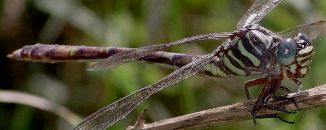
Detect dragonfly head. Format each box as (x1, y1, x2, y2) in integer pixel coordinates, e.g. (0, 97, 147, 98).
(276, 33, 314, 78)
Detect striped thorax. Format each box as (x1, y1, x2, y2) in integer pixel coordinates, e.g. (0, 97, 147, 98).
(204, 28, 314, 81)
(204, 27, 275, 77)
(205, 25, 314, 80)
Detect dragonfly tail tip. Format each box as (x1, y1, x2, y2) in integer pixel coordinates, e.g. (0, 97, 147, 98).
(7, 53, 14, 59)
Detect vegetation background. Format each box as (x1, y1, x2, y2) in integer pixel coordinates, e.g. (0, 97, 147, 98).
(1, 0, 326, 129)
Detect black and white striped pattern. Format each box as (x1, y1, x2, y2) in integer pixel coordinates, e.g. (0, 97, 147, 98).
(205, 29, 275, 77)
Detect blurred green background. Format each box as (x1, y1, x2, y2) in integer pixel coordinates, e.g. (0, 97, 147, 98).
(1, 0, 326, 130)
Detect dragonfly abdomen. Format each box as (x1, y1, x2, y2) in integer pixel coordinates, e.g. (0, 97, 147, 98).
(7, 44, 134, 62)
(7, 44, 199, 67)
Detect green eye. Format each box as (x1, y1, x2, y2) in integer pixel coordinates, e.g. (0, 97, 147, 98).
(277, 38, 297, 65)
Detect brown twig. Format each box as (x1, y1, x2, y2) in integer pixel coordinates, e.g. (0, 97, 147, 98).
(0, 89, 82, 126)
(127, 85, 326, 130)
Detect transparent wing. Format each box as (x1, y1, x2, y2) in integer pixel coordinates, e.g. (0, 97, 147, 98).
(278, 20, 326, 41)
(74, 52, 218, 130)
(236, 0, 284, 29)
(87, 32, 233, 70)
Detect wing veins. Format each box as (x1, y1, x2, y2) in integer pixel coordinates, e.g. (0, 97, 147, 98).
(278, 20, 326, 41)
(75, 52, 218, 130)
(236, 0, 284, 29)
(88, 32, 232, 70)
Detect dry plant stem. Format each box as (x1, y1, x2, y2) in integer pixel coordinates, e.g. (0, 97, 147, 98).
(127, 85, 326, 130)
(0, 90, 82, 126)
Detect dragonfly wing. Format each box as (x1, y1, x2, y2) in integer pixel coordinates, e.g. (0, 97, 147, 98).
(87, 32, 232, 70)
(236, 0, 284, 29)
(87, 45, 163, 71)
(278, 20, 326, 42)
(75, 52, 218, 130)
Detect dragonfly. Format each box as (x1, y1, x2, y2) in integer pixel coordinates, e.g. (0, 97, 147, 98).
(7, 0, 326, 129)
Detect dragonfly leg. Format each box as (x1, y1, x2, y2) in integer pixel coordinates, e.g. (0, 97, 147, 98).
(286, 70, 303, 92)
(250, 95, 296, 124)
(254, 114, 295, 124)
(243, 77, 269, 124)
(243, 77, 268, 100)
(264, 101, 296, 114)
(272, 95, 301, 111)
(250, 105, 295, 125)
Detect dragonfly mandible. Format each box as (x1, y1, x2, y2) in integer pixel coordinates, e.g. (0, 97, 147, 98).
(7, 0, 326, 129)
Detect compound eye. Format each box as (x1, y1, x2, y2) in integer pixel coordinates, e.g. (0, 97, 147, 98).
(277, 38, 297, 65)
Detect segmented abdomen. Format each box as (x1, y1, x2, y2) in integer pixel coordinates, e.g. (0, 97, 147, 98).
(8, 44, 113, 61)
(7, 43, 201, 69)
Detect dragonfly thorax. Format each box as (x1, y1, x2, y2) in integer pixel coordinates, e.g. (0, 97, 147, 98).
(277, 33, 314, 78)
(204, 29, 276, 77)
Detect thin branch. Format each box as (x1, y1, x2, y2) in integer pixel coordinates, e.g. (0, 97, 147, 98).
(127, 84, 326, 130)
(0, 89, 82, 126)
